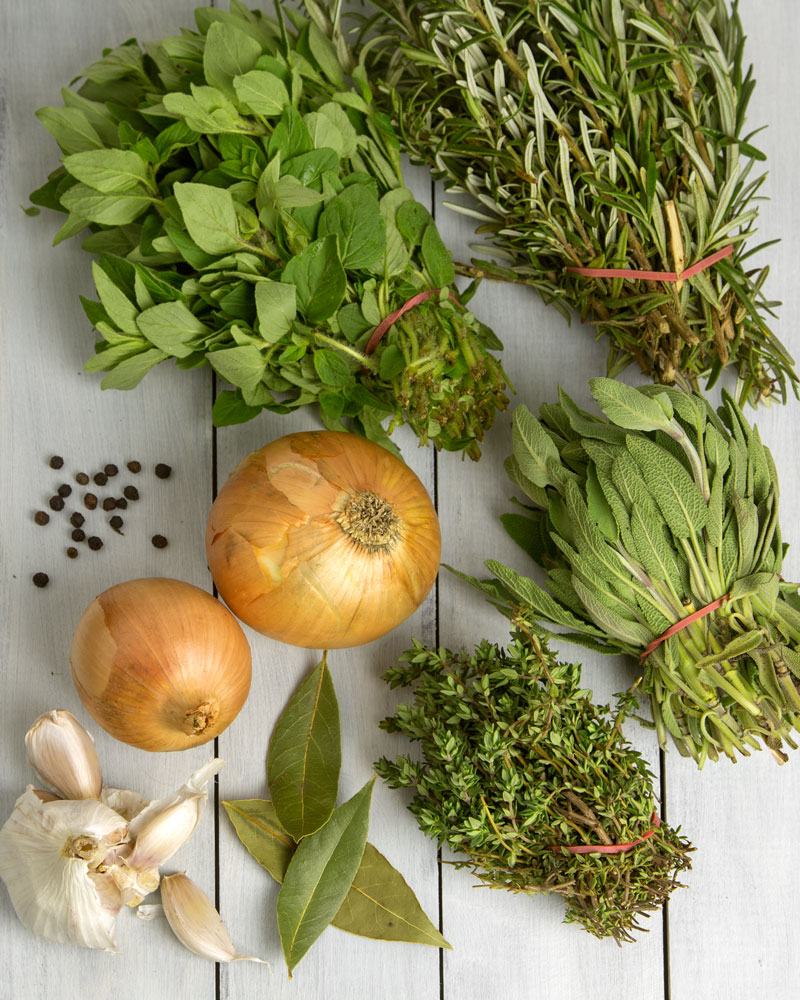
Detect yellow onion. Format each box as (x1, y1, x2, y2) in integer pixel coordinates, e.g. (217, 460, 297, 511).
(70, 579, 251, 751)
(206, 431, 441, 648)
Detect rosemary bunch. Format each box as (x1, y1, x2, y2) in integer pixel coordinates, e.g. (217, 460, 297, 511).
(320, 0, 796, 403)
(461, 377, 800, 766)
(377, 620, 693, 943)
(30, 1, 507, 458)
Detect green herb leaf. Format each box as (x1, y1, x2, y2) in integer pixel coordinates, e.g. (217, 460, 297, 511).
(35, 106, 104, 154)
(277, 777, 374, 974)
(314, 349, 355, 388)
(420, 224, 455, 286)
(267, 655, 341, 840)
(318, 184, 386, 270)
(60, 183, 152, 225)
(212, 388, 263, 426)
(233, 70, 291, 117)
(222, 799, 294, 882)
(174, 182, 241, 254)
(136, 301, 210, 358)
(91, 261, 139, 335)
(207, 344, 265, 393)
(255, 281, 296, 343)
(62, 149, 150, 193)
(512, 405, 561, 488)
(281, 234, 345, 323)
(99, 347, 166, 390)
(589, 377, 672, 432)
(203, 20, 263, 101)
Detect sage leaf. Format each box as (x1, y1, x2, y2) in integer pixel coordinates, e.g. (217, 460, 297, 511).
(233, 70, 291, 117)
(267, 655, 341, 840)
(589, 377, 672, 432)
(318, 185, 386, 270)
(255, 281, 296, 343)
(203, 21, 262, 101)
(281, 234, 345, 323)
(308, 22, 345, 89)
(62, 149, 150, 193)
(136, 301, 210, 358)
(277, 778, 374, 975)
(626, 435, 708, 538)
(223, 799, 294, 882)
(174, 182, 241, 254)
(512, 405, 561, 488)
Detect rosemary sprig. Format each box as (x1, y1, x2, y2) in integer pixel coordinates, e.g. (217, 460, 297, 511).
(319, 0, 797, 403)
(377, 618, 693, 944)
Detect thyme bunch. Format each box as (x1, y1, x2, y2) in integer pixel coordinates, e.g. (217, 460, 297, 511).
(320, 0, 796, 403)
(377, 620, 693, 943)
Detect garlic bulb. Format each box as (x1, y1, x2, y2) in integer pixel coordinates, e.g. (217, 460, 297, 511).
(25, 710, 102, 800)
(0, 788, 128, 951)
(70, 578, 252, 751)
(161, 874, 265, 964)
(206, 430, 441, 648)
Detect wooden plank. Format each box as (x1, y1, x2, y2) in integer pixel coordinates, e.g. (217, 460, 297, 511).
(215, 167, 443, 998)
(0, 3, 215, 999)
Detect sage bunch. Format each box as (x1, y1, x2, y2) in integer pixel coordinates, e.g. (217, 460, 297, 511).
(30, 1, 507, 458)
(322, 0, 796, 403)
(461, 377, 800, 766)
(377, 620, 693, 944)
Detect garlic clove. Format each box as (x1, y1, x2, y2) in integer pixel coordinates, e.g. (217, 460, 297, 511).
(25, 710, 102, 800)
(0, 787, 128, 951)
(161, 873, 266, 964)
(125, 759, 224, 872)
(100, 787, 150, 823)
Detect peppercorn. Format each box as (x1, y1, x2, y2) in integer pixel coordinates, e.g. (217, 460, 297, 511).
(32, 572, 49, 588)
(154, 463, 172, 480)
(71, 529, 86, 542)
(109, 515, 124, 533)
(75, 472, 89, 485)
(151, 534, 168, 549)
(93, 472, 108, 486)
(127, 461, 141, 473)
(66, 547, 78, 559)
(57, 483, 72, 498)
(70, 512, 85, 528)
(49, 495, 65, 512)
(84, 493, 98, 510)
(48, 456, 63, 470)
(34, 511, 50, 526)
(115, 498, 128, 510)
(123, 485, 139, 501)
(102, 497, 116, 511)
(104, 464, 118, 477)
(87, 536, 103, 551)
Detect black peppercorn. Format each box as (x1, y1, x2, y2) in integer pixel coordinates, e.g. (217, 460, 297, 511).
(75, 472, 89, 485)
(109, 515, 124, 533)
(32, 572, 49, 587)
(57, 483, 72, 498)
(66, 547, 78, 559)
(49, 495, 65, 512)
(48, 456, 63, 470)
(154, 463, 172, 480)
(87, 536, 103, 551)
(34, 511, 50, 526)
(84, 493, 98, 510)
(104, 464, 119, 477)
(127, 461, 141, 473)
(71, 528, 86, 542)
(123, 485, 139, 501)
(115, 498, 128, 510)
(151, 534, 168, 549)
(102, 497, 116, 511)
(93, 472, 108, 486)
(70, 512, 85, 528)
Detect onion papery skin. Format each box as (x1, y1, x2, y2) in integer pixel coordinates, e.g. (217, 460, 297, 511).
(206, 431, 441, 649)
(70, 578, 252, 752)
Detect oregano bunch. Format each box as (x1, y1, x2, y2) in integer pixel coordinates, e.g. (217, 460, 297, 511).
(321, 0, 796, 403)
(377, 619, 693, 944)
(29, 0, 507, 458)
(461, 378, 800, 766)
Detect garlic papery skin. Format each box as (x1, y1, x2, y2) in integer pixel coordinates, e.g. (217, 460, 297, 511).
(25, 710, 102, 800)
(161, 874, 266, 964)
(0, 787, 128, 951)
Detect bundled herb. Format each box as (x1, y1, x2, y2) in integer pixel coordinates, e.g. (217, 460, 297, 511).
(462, 377, 800, 766)
(30, 2, 507, 458)
(323, 0, 796, 403)
(377, 620, 692, 943)
(224, 655, 449, 975)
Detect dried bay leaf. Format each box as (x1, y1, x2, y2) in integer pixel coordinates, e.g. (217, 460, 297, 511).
(222, 799, 293, 882)
(267, 655, 341, 840)
(277, 778, 374, 974)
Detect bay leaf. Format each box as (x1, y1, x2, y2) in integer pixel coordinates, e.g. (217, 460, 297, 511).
(267, 655, 341, 840)
(277, 778, 374, 975)
(222, 799, 294, 882)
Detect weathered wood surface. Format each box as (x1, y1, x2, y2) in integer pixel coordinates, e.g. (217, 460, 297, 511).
(1, 2, 798, 999)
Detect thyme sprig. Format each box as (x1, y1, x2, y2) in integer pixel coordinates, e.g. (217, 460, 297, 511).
(377, 619, 693, 943)
(322, 0, 797, 403)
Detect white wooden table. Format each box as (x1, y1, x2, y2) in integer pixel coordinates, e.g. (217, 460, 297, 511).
(2, 2, 799, 998)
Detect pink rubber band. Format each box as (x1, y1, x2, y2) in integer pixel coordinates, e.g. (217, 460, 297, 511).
(557, 811, 661, 855)
(639, 594, 729, 665)
(364, 289, 463, 356)
(565, 243, 734, 282)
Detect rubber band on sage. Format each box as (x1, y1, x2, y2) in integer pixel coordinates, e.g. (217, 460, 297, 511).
(365, 289, 464, 356)
(639, 594, 730, 666)
(565, 243, 734, 282)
